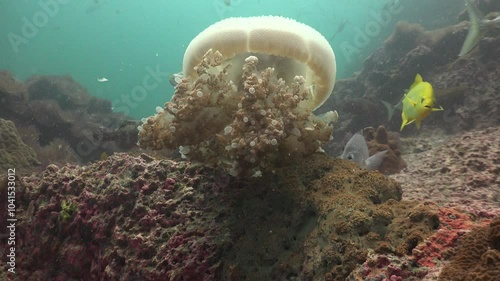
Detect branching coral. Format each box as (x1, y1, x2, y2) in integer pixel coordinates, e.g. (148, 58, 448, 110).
(138, 49, 337, 177)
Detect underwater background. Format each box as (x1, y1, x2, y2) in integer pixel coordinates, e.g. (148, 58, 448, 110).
(1, 0, 499, 280)
(1, 0, 462, 119)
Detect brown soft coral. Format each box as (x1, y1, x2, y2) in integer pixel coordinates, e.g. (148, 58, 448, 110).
(363, 125, 406, 174)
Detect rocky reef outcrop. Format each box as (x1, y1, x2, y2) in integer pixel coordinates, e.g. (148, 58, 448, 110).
(439, 216, 500, 281)
(0, 71, 139, 168)
(0, 119, 40, 173)
(1, 150, 495, 280)
(319, 8, 500, 156)
(363, 125, 407, 174)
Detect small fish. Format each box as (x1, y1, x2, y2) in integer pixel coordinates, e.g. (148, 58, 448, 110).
(341, 133, 388, 170)
(382, 74, 443, 131)
(224, 0, 231, 6)
(459, 0, 500, 56)
(97, 77, 108, 82)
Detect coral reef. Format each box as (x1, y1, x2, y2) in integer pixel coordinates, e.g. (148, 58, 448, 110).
(14, 125, 82, 171)
(33, 138, 82, 168)
(349, 206, 492, 281)
(318, 11, 500, 147)
(138, 50, 336, 177)
(0, 118, 40, 173)
(0, 152, 425, 280)
(439, 216, 500, 281)
(412, 207, 481, 269)
(26, 75, 96, 110)
(1, 148, 497, 280)
(312, 10, 500, 277)
(0, 71, 30, 121)
(391, 126, 500, 216)
(0, 153, 231, 281)
(0, 71, 139, 166)
(363, 125, 407, 174)
(354, 250, 428, 281)
(2, 8, 500, 281)
(221, 154, 413, 280)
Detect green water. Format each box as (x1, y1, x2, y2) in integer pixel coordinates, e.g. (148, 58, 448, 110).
(0, 0, 460, 120)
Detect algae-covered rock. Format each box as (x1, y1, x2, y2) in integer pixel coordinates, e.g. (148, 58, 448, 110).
(363, 125, 407, 174)
(0, 118, 39, 172)
(0, 150, 492, 281)
(439, 217, 500, 281)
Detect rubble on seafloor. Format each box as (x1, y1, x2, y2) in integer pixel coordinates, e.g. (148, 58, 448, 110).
(391, 126, 500, 217)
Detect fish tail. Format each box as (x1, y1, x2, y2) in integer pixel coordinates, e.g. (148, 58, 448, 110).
(459, 0, 486, 56)
(365, 150, 388, 171)
(381, 100, 395, 121)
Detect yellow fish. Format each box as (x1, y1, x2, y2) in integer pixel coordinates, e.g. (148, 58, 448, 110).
(382, 74, 443, 131)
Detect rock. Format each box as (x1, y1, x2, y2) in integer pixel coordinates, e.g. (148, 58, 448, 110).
(364, 125, 407, 174)
(317, 17, 500, 140)
(0, 73, 139, 165)
(0, 118, 40, 173)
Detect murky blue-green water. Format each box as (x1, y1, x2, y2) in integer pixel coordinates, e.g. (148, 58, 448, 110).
(0, 0, 461, 119)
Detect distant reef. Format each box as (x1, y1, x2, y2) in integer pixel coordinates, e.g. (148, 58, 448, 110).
(319, 9, 500, 156)
(0, 118, 39, 173)
(0, 71, 139, 171)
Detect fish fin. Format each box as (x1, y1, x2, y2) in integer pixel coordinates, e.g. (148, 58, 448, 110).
(459, 0, 486, 56)
(400, 113, 408, 131)
(381, 100, 395, 120)
(416, 119, 422, 129)
(432, 105, 444, 111)
(409, 74, 423, 90)
(365, 150, 389, 171)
